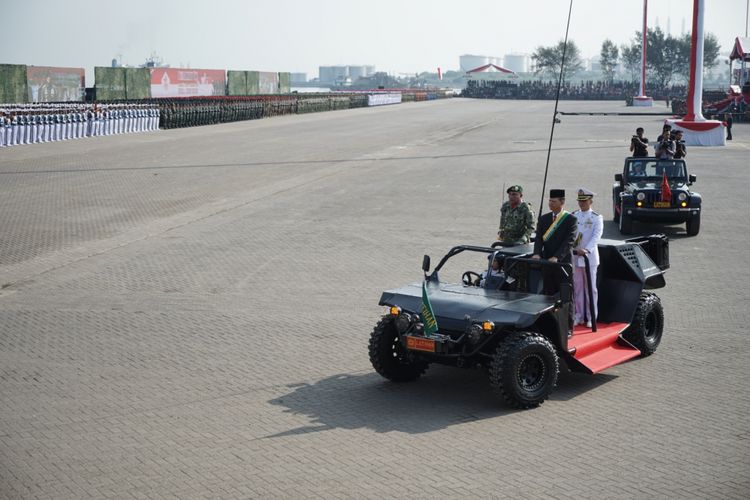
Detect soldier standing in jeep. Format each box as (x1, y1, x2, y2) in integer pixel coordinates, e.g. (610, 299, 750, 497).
(498, 185, 535, 245)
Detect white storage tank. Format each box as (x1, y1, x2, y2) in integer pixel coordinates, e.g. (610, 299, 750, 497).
(503, 54, 529, 73)
(460, 54, 490, 72)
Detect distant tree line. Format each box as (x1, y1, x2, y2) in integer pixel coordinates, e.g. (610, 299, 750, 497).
(532, 27, 721, 88)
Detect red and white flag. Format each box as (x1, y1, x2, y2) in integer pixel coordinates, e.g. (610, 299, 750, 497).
(661, 171, 672, 202)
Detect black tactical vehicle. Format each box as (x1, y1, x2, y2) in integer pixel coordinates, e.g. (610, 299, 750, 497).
(369, 236, 669, 409)
(613, 157, 701, 236)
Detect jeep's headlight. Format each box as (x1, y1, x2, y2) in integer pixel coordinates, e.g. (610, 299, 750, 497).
(468, 323, 484, 344)
(636, 192, 646, 201)
(395, 312, 413, 333)
(678, 192, 687, 201)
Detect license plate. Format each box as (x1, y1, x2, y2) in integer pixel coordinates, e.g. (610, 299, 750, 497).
(406, 336, 436, 352)
(653, 201, 671, 208)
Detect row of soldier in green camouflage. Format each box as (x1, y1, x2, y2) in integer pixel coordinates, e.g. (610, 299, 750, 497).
(157, 95, 374, 128)
(95, 92, 449, 130)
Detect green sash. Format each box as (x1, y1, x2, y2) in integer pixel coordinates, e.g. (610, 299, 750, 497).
(542, 210, 570, 242)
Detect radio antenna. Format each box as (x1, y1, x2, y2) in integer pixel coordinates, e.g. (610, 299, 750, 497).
(539, 0, 574, 213)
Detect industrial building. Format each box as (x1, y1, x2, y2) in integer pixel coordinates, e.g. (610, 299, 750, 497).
(459, 54, 503, 73)
(318, 65, 375, 85)
(290, 73, 307, 83)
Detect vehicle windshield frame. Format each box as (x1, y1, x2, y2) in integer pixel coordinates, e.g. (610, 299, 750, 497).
(626, 159, 687, 182)
(431, 246, 504, 278)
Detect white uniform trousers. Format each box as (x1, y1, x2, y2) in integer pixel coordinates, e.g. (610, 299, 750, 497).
(574, 264, 598, 324)
(11, 122, 19, 145)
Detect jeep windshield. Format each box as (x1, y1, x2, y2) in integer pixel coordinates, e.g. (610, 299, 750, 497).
(627, 159, 686, 181)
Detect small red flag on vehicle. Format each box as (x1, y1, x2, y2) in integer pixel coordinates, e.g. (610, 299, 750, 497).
(661, 171, 672, 202)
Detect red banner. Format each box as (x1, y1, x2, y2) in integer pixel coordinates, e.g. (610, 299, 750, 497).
(150, 68, 226, 97)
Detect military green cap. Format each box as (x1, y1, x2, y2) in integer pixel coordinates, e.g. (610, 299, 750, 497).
(507, 185, 523, 194)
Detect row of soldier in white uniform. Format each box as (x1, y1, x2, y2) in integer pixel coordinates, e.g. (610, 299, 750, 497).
(0, 104, 160, 148)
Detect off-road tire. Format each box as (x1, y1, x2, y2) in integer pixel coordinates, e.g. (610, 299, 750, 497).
(369, 316, 428, 382)
(489, 331, 559, 409)
(619, 205, 633, 234)
(623, 292, 664, 356)
(686, 214, 700, 236)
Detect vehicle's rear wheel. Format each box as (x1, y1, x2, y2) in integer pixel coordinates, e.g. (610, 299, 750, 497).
(489, 331, 559, 409)
(619, 205, 633, 234)
(369, 316, 428, 382)
(623, 292, 664, 356)
(686, 214, 700, 236)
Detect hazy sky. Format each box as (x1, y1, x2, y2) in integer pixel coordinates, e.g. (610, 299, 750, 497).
(1, 0, 747, 82)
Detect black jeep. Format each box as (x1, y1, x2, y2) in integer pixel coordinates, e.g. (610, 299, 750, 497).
(368, 236, 669, 409)
(613, 157, 701, 236)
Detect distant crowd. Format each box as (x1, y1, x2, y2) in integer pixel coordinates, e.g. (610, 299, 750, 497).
(463, 80, 687, 102)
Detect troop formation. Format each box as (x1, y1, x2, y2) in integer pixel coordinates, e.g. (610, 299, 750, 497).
(0, 103, 160, 148)
(497, 185, 603, 329)
(630, 123, 687, 159)
(463, 80, 687, 102)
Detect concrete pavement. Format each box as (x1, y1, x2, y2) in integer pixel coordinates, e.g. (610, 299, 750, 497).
(1, 99, 749, 498)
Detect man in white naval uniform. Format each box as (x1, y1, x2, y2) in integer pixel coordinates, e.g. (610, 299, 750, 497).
(19, 113, 28, 145)
(0, 112, 7, 147)
(62, 111, 70, 140)
(10, 112, 19, 146)
(30, 112, 39, 144)
(54, 110, 63, 141)
(40, 112, 50, 142)
(572, 188, 603, 328)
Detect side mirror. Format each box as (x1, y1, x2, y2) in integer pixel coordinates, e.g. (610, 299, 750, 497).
(689, 174, 696, 184)
(422, 255, 431, 273)
(615, 173, 623, 182)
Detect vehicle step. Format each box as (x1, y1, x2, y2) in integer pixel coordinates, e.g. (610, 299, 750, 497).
(568, 322, 641, 374)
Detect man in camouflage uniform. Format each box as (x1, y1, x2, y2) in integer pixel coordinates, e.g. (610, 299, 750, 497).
(498, 185, 535, 244)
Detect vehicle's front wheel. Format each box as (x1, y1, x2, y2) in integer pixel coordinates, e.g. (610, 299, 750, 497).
(619, 205, 633, 234)
(489, 331, 559, 409)
(369, 316, 428, 382)
(686, 214, 700, 236)
(623, 292, 664, 356)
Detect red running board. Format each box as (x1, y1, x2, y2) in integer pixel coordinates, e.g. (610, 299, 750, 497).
(567, 322, 641, 374)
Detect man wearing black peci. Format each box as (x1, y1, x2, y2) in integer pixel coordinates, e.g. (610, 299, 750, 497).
(532, 189, 577, 296)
